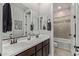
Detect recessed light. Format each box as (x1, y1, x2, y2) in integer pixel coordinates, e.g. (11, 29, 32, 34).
(58, 6, 62, 10)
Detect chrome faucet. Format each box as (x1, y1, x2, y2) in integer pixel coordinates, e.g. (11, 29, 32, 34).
(9, 34, 17, 44)
(10, 38, 17, 44)
(27, 32, 39, 40)
(27, 33, 31, 40)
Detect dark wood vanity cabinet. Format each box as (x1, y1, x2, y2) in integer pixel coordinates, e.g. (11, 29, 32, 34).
(36, 49, 42, 56)
(43, 45, 49, 56)
(16, 39, 50, 56)
(36, 43, 42, 56)
(43, 39, 49, 56)
(16, 47, 35, 56)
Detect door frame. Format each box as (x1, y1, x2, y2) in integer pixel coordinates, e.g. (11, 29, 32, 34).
(70, 3, 77, 56)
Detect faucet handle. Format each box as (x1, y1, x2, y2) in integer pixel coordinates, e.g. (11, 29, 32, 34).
(13, 38, 17, 43)
(10, 39, 13, 44)
(9, 33, 13, 39)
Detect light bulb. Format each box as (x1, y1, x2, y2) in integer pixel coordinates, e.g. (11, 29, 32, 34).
(58, 6, 62, 10)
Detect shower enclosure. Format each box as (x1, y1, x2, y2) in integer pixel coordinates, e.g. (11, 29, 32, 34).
(53, 3, 75, 56)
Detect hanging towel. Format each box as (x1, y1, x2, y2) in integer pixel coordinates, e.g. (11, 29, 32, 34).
(3, 3, 12, 32)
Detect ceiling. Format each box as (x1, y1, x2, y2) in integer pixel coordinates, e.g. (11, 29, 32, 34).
(53, 3, 72, 12)
(22, 3, 40, 12)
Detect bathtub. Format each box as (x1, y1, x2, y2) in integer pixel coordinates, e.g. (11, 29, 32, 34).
(54, 37, 72, 50)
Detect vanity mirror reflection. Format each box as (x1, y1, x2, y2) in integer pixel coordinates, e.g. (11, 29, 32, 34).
(14, 20, 22, 30)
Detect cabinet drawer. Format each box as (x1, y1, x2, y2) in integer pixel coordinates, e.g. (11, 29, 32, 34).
(43, 39, 49, 46)
(36, 43, 42, 51)
(16, 47, 35, 56)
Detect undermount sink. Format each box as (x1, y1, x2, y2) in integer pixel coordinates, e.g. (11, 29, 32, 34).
(3, 34, 46, 48)
(17, 34, 45, 43)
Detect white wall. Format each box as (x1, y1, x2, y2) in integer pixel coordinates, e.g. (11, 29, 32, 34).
(76, 4, 79, 46)
(0, 4, 2, 55)
(39, 3, 51, 30)
(32, 10, 39, 31)
(50, 4, 54, 56)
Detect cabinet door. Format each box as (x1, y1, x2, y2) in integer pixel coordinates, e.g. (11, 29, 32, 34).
(16, 47, 35, 56)
(31, 54, 35, 56)
(43, 39, 49, 46)
(36, 49, 42, 56)
(36, 43, 42, 51)
(36, 43, 42, 56)
(43, 45, 49, 56)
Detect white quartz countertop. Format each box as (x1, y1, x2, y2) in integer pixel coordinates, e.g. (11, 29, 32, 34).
(2, 34, 50, 56)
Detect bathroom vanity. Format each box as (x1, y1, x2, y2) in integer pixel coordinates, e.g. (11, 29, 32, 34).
(16, 39, 49, 56)
(2, 3, 51, 56)
(2, 34, 50, 56)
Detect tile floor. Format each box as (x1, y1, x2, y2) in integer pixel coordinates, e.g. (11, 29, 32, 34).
(54, 48, 71, 56)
